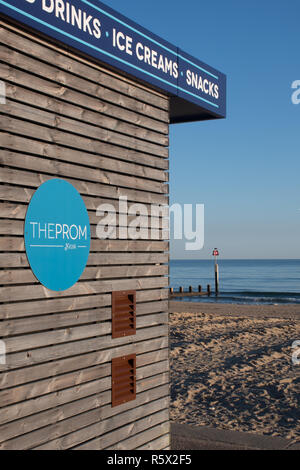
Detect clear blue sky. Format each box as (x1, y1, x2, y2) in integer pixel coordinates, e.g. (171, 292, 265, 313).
(104, 0, 300, 259)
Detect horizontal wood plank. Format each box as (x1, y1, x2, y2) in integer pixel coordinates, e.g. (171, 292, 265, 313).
(1, 289, 168, 320)
(0, 24, 169, 113)
(0, 265, 168, 286)
(0, 148, 168, 195)
(36, 396, 169, 450)
(0, 170, 169, 206)
(0, 384, 169, 450)
(0, 100, 168, 158)
(0, 341, 168, 390)
(1, 132, 168, 178)
(0, 359, 169, 422)
(3, 81, 168, 146)
(0, 301, 168, 336)
(0, 45, 169, 123)
(80, 416, 170, 450)
(5, 324, 169, 370)
(0, 115, 168, 173)
(137, 433, 171, 450)
(0, 252, 168, 269)
(0, 215, 169, 235)
(0, 237, 169, 253)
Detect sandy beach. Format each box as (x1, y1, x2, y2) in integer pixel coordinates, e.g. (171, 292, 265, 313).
(170, 301, 300, 444)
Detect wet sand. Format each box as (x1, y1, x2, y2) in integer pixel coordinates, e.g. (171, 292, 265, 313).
(170, 301, 300, 443)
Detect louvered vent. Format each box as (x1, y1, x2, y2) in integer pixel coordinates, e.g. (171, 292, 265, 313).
(112, 290, 136, 339)
(112, 354, 136, 407)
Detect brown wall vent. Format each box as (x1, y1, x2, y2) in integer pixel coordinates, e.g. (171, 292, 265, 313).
(112, 354, 136, 407)
(112, 290, 136, 339)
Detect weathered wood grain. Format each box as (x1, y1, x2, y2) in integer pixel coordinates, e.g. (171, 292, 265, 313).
(0, 23, 169, 113)
(1, 288, 168, 319)
(0, 265, 168, 285)
(0, 342, 168, 390)
(0, 385, 169, 450)
(3, 82, 168, 146)
(0, 301, 168, 336)
(0, 44, 169, 123)
(0, 20, 170, 450)
(0, 167, 169, 206)
(78, 416, 170, 450)
(0, 252, 168, 268)
(35, 396, 169, 450)
(5, 324, 169, 370)
(0, 358, 169, 421)
(137, 433, 171, 450)
(0, 101, 168, 158)
(0, 148, 168, 194)
(1, 132, 169, 178)
(0, 237, 168, 253)
(0, 215, 169, 236)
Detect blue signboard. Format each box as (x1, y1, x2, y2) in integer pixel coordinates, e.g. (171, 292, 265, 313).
(0, 0, 226, 120)
(24, 179, 91, 291)
(178, 50, 225, 114)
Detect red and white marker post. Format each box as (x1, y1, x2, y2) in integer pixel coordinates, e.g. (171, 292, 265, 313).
(212, 248, 220, 296)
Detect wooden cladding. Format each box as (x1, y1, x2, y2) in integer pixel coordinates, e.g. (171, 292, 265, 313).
(0, 21, 170, 450)
(112, 291, 136, 339)
(112, 355, 136, 407)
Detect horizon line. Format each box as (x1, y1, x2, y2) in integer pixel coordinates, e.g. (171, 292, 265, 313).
(170, 258, 300, 261)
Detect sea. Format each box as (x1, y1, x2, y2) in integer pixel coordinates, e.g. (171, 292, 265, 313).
(170, 259, 300, 305)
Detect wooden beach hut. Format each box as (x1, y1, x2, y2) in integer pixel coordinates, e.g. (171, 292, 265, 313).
(0, 0, 226, 450)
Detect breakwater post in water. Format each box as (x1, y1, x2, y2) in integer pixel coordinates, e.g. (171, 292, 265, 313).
(212, 248, 220, 296)
(169, 285, 212, 298)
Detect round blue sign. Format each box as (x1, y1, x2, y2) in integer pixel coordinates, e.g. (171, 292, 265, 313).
(25, 179, 91, 292)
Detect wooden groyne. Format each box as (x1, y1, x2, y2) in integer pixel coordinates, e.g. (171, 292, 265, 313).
(169, 285, 212, 298)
